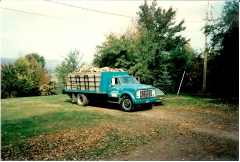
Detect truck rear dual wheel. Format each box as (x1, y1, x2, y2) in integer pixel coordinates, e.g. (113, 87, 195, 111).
(121, 95, 134, 112)
(76, 93, 89, 106)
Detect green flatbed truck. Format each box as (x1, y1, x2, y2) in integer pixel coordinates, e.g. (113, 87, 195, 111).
(62, 71, 157, 112)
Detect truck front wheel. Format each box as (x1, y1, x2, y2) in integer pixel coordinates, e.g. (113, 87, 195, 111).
(121, 95, 134, 112)
(76, 93, 89, 106)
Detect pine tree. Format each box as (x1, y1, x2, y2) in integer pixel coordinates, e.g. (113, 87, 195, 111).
(155, 66, 174, 93)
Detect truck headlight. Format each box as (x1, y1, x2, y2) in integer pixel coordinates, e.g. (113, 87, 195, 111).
(152, 89, 155, 97)
(136, 91, 140, 98)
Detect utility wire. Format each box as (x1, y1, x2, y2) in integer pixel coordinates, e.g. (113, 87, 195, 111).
(211, 5, 221, 15)
(45, 0, 137, 18)
(217, 2, 223, 12)
(45, 0, 204, 22)
(1, 7, 93, 24)
(0, 7, 202, 24)
(1, 6, 205, 26)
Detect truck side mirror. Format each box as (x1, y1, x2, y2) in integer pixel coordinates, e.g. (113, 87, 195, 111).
(135, 76, 140, 83)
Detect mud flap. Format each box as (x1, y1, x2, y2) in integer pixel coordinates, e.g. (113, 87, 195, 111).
(72, 93, 77, 103)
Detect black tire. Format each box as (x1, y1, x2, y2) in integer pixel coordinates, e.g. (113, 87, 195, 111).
(121, 95, 134, 112)
(76, 93, 88, 106)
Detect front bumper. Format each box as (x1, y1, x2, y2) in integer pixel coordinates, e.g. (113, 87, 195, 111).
(133, 97, 157, 104)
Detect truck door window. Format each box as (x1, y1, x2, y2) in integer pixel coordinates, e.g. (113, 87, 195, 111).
(111, 77, 118, 85)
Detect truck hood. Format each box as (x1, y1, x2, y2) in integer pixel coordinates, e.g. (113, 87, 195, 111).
(120, 84, 155, 90)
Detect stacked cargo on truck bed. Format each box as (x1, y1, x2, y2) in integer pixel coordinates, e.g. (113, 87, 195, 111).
(65, 66, 125, 92)
(65, 72, 101, 91)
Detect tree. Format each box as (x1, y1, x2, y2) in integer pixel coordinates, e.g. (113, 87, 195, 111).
(93, 1, 190, 85)
(55, 49, 84, 85)
(1, 63, 18, 98)
(1, 55, 53, 98)
(93, 33, 131, 69)
(25, 53, 46, 68)
(155, 66, 174, 93)
(206, 1, 239, 97)
(55, 61, 68, 85)
(165, 44, 195, 91)
(93, 21, 158, 84)
(128, 25, 158, 84)
(185, 54, 203, 92)
(138, 1, 187, 46)
(137, 1, 189, 85)
(12, 56, 38, 96)
(37, 67, 52, 86)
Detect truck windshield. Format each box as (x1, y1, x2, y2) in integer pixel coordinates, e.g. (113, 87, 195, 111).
(119, 76, 139, 84)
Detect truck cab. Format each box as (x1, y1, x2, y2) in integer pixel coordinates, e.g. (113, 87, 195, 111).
(108, 75, 156, 111)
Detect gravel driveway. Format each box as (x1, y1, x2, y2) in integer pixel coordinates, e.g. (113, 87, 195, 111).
(108, 106, 239, 161)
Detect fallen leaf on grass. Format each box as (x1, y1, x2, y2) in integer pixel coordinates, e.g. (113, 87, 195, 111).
(1, 126, 112, 160)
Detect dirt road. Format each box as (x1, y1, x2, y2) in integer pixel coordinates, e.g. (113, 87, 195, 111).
(106, 107, 239, 161)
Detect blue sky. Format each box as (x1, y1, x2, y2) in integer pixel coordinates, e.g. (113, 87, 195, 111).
(1, 0, 225, 63)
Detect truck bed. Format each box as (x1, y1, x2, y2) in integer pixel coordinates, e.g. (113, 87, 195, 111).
(64, 71, 128, 94)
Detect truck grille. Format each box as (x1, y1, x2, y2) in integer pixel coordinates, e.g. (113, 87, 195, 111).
(140, 90, 152, 98)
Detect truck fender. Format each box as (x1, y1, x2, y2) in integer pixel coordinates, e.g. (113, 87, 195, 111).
(118, 92, 135, 104)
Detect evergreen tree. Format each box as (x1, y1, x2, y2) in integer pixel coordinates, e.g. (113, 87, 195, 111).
(155, 66, 174, 93)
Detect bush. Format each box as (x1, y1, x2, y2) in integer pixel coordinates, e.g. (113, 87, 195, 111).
(39, 84, 57, 96)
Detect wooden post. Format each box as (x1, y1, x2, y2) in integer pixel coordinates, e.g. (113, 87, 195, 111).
(202, 1, 210, 94)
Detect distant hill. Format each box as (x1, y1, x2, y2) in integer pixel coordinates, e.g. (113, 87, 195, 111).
(45, 59, 63, 74)
(1, 58, 63, 74)
(1, 58, 15, 65)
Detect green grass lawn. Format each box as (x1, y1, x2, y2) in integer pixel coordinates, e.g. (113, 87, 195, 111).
(1, 94, 238, 160)
(2, 95, 113, 146)
(2, 94, 165, 160)
(165, 93, 238, 111)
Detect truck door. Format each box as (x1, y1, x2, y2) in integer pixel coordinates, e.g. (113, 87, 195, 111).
(108, 77, 119, 98)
